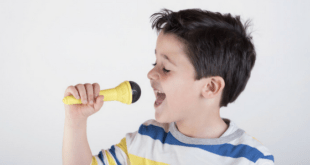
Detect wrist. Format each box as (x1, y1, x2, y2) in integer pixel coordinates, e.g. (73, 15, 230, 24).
(65, 117, 88, 128)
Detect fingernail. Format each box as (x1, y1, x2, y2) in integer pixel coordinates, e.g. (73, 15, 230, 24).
(90, 100, 93, 104)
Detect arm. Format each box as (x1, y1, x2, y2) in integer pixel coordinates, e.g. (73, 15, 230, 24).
(62, 118, 92, 165)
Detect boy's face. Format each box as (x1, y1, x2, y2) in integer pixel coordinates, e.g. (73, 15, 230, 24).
(147, 31, 206, 123)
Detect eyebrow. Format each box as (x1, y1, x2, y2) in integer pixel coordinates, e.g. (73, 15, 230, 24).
(155, 49, 177, 66)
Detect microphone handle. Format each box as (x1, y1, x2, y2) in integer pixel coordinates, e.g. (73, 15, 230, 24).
(62, 81, 132, 105)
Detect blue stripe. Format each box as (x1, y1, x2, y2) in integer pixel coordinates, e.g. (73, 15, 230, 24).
(108, 145, 122, 165)
(138, 124, 274, 163)
(98, 150, 106, 165)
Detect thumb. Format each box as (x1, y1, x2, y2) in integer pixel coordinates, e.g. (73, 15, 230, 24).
(94, 95, 104, 111)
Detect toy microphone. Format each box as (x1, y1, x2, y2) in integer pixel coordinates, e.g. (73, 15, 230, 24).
(62, 80, 141, 105)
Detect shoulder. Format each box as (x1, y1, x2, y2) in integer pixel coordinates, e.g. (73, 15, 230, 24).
(232, 131, 275, 164)
(139, 119, 170, 133)
(123, 119, 171, 156)
(124, 119, 170, 145)
(240, 132, 273, 155)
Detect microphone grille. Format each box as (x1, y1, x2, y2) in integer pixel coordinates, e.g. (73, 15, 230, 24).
(129, 81, 141, 104)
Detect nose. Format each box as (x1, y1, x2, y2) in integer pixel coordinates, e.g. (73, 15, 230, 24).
(147, 67, 159, 80)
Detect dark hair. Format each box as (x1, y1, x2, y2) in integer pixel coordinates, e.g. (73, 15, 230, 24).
(150, 8, 256, 108)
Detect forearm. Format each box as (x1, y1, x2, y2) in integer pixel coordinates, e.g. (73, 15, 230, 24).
(62, 118, 92, 165)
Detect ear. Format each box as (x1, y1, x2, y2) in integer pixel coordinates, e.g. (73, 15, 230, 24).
(202, 76, 225, 99)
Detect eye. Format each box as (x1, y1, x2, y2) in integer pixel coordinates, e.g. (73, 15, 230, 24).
(152, 62, 170, 73)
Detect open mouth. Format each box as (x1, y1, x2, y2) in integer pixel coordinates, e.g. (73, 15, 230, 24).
(155, 92, 166, 106)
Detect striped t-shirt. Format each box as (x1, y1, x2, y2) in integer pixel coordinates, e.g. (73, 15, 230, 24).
(91, 118, 274, 165)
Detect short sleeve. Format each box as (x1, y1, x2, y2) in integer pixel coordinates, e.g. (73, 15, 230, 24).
(90, 119, 151, 165)
(90, 137, 130, 165)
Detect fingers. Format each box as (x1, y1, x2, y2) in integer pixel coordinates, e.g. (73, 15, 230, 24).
(76, 84, 88, 104)
(94, 95, 105, 110)
(85, 83, 94, 105)
(93, 83, 100, 98)
(67, 83, 100, 105)
(64, 86, 80, 100)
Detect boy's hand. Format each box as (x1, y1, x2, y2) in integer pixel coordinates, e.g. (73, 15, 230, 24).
(63, 83, 105, 121)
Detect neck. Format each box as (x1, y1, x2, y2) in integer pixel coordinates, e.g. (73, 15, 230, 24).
(175, 108, 228, 139)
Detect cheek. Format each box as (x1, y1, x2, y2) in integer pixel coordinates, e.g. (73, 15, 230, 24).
(167, 84, 196, 108)
(163, 76, 196, 106)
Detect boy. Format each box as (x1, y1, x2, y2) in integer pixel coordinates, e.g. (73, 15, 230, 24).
(62, 8, 274, 165)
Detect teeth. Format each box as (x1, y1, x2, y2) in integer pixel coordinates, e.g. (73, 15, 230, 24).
(155, 89, 165, 99)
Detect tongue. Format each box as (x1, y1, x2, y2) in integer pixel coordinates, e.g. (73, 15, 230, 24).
(156, 93, 166, 104)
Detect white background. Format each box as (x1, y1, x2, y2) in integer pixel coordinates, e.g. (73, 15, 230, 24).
(1, 0, 309, 164)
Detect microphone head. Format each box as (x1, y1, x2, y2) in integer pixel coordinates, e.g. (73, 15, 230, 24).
(129, 81, 141, 104)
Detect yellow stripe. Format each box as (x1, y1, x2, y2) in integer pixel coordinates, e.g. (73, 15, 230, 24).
(115, 137, 130, 160)
(91, 156, 98, 165)
(129, 153, 170, 165)
(105, 150, 117, 165)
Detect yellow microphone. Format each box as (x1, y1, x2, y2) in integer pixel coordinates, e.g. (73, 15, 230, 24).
(62, 80, 141, 105)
